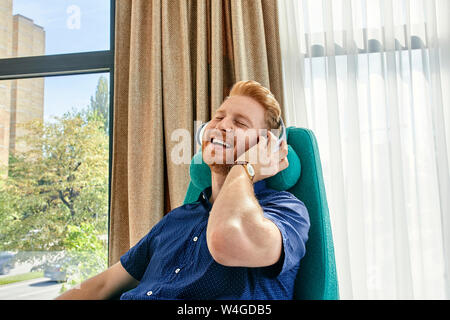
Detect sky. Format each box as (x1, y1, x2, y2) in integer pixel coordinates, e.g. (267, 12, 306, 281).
(12, 0, 111, 122)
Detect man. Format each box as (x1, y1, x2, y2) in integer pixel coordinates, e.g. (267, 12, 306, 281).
(56, 80, 310, 300)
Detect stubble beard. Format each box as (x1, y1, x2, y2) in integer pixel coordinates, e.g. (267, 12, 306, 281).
(202, 142, 235, 176)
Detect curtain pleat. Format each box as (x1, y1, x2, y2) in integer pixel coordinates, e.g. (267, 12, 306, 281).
(321, 0, 355, 300)
(381, 0, 414, 299)
(340, 0, 368, 300)
(423, 0, 450, 299)
(277, 0, 308, 127)
(109, 0, 284, 267)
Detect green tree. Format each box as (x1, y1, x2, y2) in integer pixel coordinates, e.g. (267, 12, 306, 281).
(86, 75, 109, 134)
(60, 222, 108, 292)
(0, 110, 109, 287)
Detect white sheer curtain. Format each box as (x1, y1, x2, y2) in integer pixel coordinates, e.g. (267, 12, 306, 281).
(278, 0, 450, 299)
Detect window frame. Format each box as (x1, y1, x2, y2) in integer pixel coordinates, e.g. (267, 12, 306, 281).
(0, 0, 115, 265)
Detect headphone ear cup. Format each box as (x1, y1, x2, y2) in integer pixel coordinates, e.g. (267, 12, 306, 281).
(271, 118, 287, 152)
(279, 118, 287, 143)
(196, 121, 210, 146)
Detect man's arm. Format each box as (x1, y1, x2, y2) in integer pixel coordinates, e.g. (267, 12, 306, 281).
(55, 261, 139, 300)
(206, 132, 289, 267)
(206, 134, 289, 268)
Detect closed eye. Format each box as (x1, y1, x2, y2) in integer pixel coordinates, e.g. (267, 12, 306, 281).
(214, 112, 250, 128)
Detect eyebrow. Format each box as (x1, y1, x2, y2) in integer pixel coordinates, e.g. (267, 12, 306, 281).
(215, 110, 253, 126)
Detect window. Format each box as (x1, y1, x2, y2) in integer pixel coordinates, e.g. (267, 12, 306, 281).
(0, 0, 114, 300)
(0, 0, 110, 59)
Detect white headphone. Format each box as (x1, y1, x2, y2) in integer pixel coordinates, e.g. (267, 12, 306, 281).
(195, 117, 287, 152)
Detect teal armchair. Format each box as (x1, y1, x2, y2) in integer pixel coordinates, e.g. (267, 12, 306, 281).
(183, 127, 339, 300)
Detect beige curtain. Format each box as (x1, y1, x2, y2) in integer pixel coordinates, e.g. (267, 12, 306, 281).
(109, 0, 284, 266)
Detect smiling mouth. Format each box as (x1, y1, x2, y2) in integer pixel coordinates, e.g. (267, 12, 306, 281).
(211, 138, 232, 149)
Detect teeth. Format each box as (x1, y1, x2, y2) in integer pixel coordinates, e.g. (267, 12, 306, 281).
(212, 138, 231, 148)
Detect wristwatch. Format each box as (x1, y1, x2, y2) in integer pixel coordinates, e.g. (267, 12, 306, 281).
(235, 161, 255, 181)
(244, 163, 255, 181)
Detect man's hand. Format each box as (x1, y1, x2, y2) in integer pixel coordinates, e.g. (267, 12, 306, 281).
(236, 131, 289, 182)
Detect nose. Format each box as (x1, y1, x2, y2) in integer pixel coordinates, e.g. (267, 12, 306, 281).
(216, 117, 234, 133)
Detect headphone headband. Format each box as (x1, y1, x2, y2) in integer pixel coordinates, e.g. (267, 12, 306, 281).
(195, 118, 287, 147)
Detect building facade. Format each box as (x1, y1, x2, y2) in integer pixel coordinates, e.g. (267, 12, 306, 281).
(0, 0, 45, 173)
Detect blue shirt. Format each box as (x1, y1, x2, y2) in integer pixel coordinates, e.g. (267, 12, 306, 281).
(120, 180, 310, 300)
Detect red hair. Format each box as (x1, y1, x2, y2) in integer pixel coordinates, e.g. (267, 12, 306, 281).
(229, 80, 282, 129)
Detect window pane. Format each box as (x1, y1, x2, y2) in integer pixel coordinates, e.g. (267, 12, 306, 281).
(0, 73, 110, 299)
(0, 0, 110, 59)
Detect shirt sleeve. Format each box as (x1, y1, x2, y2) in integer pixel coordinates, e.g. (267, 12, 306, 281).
(261, 191, 310, 278)
(119, 218, 166, 281)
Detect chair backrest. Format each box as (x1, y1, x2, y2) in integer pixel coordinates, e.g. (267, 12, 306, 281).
(183, 127, 339, 300)
(286, 127, 339, 300)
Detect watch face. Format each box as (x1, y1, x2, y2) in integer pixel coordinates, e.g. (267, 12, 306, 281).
(247, 164, 255, 177)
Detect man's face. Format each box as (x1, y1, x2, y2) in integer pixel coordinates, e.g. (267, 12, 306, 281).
(201, 95, 267, 172)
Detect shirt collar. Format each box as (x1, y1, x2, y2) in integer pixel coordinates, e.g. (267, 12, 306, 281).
(198, 180, 267, 208)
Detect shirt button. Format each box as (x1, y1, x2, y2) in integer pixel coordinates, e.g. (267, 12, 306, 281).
(147, 291, 153, 296)
(193, 236, 198, 242)
(175, 268, 181, 274)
